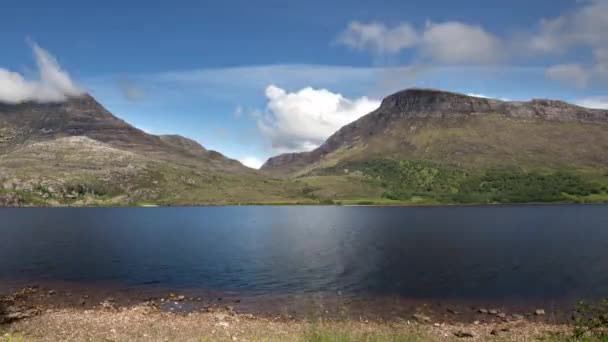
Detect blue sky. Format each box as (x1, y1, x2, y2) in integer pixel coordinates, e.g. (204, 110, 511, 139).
(1, 0, 607, 168)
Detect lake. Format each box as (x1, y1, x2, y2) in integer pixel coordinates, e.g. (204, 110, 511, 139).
(1, 205, 608, 315)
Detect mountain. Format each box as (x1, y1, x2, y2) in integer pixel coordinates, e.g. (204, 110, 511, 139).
(2, 90, 607, 207)
(261, 89, 608, 204)
(0, 95, 307, 206)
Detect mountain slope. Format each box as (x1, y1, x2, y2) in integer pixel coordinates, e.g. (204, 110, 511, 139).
(0, 95, 247, 172)
(261, 89, 608, 204)
(0, 95, 307, 206)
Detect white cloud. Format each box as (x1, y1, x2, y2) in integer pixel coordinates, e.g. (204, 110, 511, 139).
(420, 22, 503, 65)
(336, 1, 608, 83)
(526, 0, 608, 81)
(337, 21, 503, 64)
(0, 42, 83, 104)
(575, 96, 608, 109)
(337, 21, 418, 55)
(527, 1, 608, 54)
(545, 64, 590, 88)
(257, 85, 380, 153)
(239, 156, 264, 169)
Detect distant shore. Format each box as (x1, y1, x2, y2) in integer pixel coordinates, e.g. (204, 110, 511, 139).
(0, 200, 607, 208)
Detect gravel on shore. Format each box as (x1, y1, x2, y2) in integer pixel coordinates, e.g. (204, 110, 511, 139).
(1, 304, 571, 342)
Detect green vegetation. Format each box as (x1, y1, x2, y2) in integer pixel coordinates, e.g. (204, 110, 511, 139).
(4, 158, 608, 206)
(0, 335, 28, 342)
(338, 159, 464, 200)
(540, 299, 608, 341)
(316, 159, 607, 205)
(571, 299, 608, 340)
(457, 170, 602, 203)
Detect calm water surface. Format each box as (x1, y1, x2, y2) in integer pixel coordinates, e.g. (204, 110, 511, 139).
(1, 205, 608, 304)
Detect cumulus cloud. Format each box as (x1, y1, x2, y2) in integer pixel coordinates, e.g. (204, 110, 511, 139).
(257, 85, 380, 153)
(575, 96, 608, 109)
(337, 21, 418, 55)
(527, 1, 608, 54)
(337, 20, 503, 64)
(545, 64, 590, 88)
(420, 22, 503, 64)
(0, 42, 83, 104)
(526, 0, 608, 82)
(239, 156, 264, 169)
(338, 1, 608, 84)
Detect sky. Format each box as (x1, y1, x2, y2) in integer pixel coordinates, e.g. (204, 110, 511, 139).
(1, 0, 607, 168)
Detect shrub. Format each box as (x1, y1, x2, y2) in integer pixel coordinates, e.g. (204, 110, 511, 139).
(572, 299, 608, 340)
(64, 181, 111, 197)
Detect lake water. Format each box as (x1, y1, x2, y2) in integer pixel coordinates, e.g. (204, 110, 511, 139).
(1, 205, 608, 310)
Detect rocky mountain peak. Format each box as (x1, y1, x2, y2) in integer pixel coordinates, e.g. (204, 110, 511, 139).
(0, 93, 150, 149)
(371, 88, 608, 123)
(378, 88, 500, 117)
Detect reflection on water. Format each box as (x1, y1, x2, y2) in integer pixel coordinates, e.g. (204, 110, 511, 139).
(1, 205, 608, 302)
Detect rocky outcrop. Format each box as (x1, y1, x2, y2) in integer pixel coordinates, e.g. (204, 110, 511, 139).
(0, 94, 163, 153)
(377, 89, 608, 123)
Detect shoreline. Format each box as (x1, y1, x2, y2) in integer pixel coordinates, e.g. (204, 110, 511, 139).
(1, 284, 578, 323)
(1, 286, 575, 341)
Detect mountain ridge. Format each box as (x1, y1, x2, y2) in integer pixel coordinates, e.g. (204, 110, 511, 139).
(0, 94, 250, 171)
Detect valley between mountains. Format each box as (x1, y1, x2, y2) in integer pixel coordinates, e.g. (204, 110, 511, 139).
(1, 89, 607, 207)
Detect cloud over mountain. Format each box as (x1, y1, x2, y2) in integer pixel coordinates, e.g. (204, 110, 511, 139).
(257, 85, 380, 153)
(0, 42, 83, 104)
